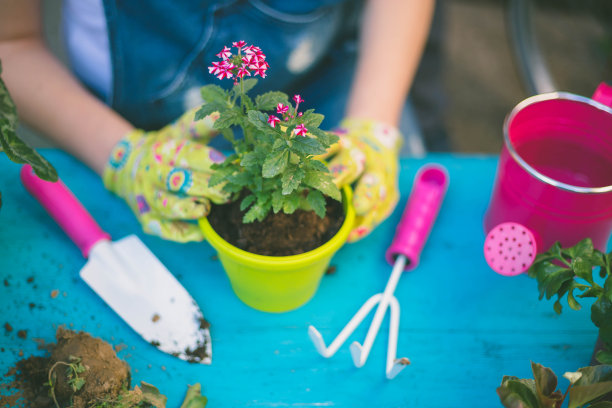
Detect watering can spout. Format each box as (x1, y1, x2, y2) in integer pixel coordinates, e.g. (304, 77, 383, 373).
(592, 81, 612, 108)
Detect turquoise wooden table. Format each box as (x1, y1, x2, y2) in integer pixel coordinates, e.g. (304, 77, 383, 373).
(0, 150, 599, 407)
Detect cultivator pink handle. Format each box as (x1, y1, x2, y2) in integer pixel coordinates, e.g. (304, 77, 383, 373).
(385, 164, 449, 270)
(20, 165, 110, 258)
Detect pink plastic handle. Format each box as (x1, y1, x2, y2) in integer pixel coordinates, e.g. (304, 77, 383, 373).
(385, 164, 449, 271)
(592, 81, 612, 108)
(20, 165, 110, 258)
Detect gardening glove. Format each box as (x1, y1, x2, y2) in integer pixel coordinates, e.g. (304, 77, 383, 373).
(103, 108, 228, 242)
(324, 118, 402, 242)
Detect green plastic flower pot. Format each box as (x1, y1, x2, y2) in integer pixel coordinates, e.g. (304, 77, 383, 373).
(199, 186, 355, 313)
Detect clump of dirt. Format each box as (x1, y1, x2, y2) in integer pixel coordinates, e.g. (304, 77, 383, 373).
(0, 327, 152, 408)
(207, 195, 345, 256)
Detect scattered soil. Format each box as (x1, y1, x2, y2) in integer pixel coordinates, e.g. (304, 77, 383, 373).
(1, 327, 130, 408)
(207, 195, 345, 256)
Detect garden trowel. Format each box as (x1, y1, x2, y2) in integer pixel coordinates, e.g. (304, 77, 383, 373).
(20, 165, 212, 364)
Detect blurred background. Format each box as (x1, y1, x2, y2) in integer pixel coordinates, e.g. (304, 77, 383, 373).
(29, 0, 612, 154)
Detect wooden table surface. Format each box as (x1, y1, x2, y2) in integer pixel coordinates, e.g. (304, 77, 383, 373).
(0, 150, 599, 407)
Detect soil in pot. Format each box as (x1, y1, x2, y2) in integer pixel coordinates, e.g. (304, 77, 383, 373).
(207, 195, 345, 256)
(0, 327, 162, 408)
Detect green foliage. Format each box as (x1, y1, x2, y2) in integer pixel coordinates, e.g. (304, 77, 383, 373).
(497, 362, 612, 408)
(0, 60, 57, 182)
(197, 76, 340, 223)
(47, 356, 87, 408)
(93, 382, 168, 408)
(179, 383, 208, 408)
(528, 238, 612, 363)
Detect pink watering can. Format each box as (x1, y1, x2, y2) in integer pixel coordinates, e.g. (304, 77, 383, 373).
(484, 82, 612, 276)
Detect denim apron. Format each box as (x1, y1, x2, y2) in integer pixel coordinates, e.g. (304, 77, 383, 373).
(99, 0, 361, 131)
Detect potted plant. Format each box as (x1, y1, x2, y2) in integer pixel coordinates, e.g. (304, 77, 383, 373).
(497, 361, 612, 407)
(0, 59, 58, 205)
(194, 42, 355, 313)
(527, 238, 612, 365)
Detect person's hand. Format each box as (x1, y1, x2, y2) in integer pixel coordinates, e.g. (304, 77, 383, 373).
(103, 109, 228, 242)
(324, 118, 402, 242)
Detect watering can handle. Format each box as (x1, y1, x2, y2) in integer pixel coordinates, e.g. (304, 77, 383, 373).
(592, 81, 612, 108)
(385, 164, 449, 271)
(20, 164, 110, 258)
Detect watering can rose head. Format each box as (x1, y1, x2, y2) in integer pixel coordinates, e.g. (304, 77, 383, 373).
(195, 41, 341, 223)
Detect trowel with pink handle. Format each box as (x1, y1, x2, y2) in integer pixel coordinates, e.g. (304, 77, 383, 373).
(20, 164, 212, 364)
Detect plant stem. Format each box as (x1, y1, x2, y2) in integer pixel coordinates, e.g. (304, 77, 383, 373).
(48, 361, 71, 408)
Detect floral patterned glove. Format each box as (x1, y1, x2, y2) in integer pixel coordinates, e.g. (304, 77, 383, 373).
(325, 118, 402, 242)
(103, 109, 228, 242)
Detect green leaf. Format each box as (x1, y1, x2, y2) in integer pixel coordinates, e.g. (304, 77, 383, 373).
(573, 257, 595, 284)
(308, 127, 338, 148)
(241, 151, 263, 167)
(567, 287, 582, 311)
(281, 167, 304, 195)
(271, 189, 283, 213)
(246, 109, 275, 134)
(200, 84, 228, 105)
(180, 383, 208, 408)
(299, 110, 324, 128)
(579, 285, 604, 299)
(308, 159, 329, 173)
(537, 265, 573, 300)
(553, 299, 563, 314)
(304, 171, 341, 201)
(214, 107, 243, 129)
(307, 190, 326, 218)
(262, 149, 289, 178)
(243, 201, 267, 223)
(290, 136, 327, 156)
(532, 361, 558, 397)
(568, 238, 594, 259)
(282, 192, 300, 214)
(497, 376, 540, 408)
(569, 381, 612, 408)
(227, 171, 251, 186)
(233, 78, 258, 95)
(596, 351, 612, 364)
(240, 194, 256, 211)
(139, 381, 168, 408)
(0, 62, 58, 181)
(589, 402, 612, 408)
(208, 165, 234, 187)
(592, 297, 612, 332)
(255, 91, 289, 111)
(194, 103, 220, 121)
(215, 129, 233, 145)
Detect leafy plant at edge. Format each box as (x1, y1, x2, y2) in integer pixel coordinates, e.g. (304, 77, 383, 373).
(0, 60, 57, 188)
(527, 238, 612, 364)
(497, 361, 612, 408)
(46, 355, 87, 408)
(195, 44, 340, 223)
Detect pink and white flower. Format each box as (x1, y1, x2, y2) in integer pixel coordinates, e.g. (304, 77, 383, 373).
(236, 65, 251, 78)
(232, 40, 246, 51)
(293, 94, 304, 105)
(267, 115, 281, 128)
(216, 46, 232, 60)
(276, 103, 289, 115)
(214, 61, 235, 80)
(294, 124, 308, 137)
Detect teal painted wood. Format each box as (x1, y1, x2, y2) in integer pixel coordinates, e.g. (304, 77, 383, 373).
(0, 151, 599, 407)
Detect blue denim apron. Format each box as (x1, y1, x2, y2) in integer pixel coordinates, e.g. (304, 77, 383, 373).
(99, 0, 421, 154)
(101, 0, 358, 128)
